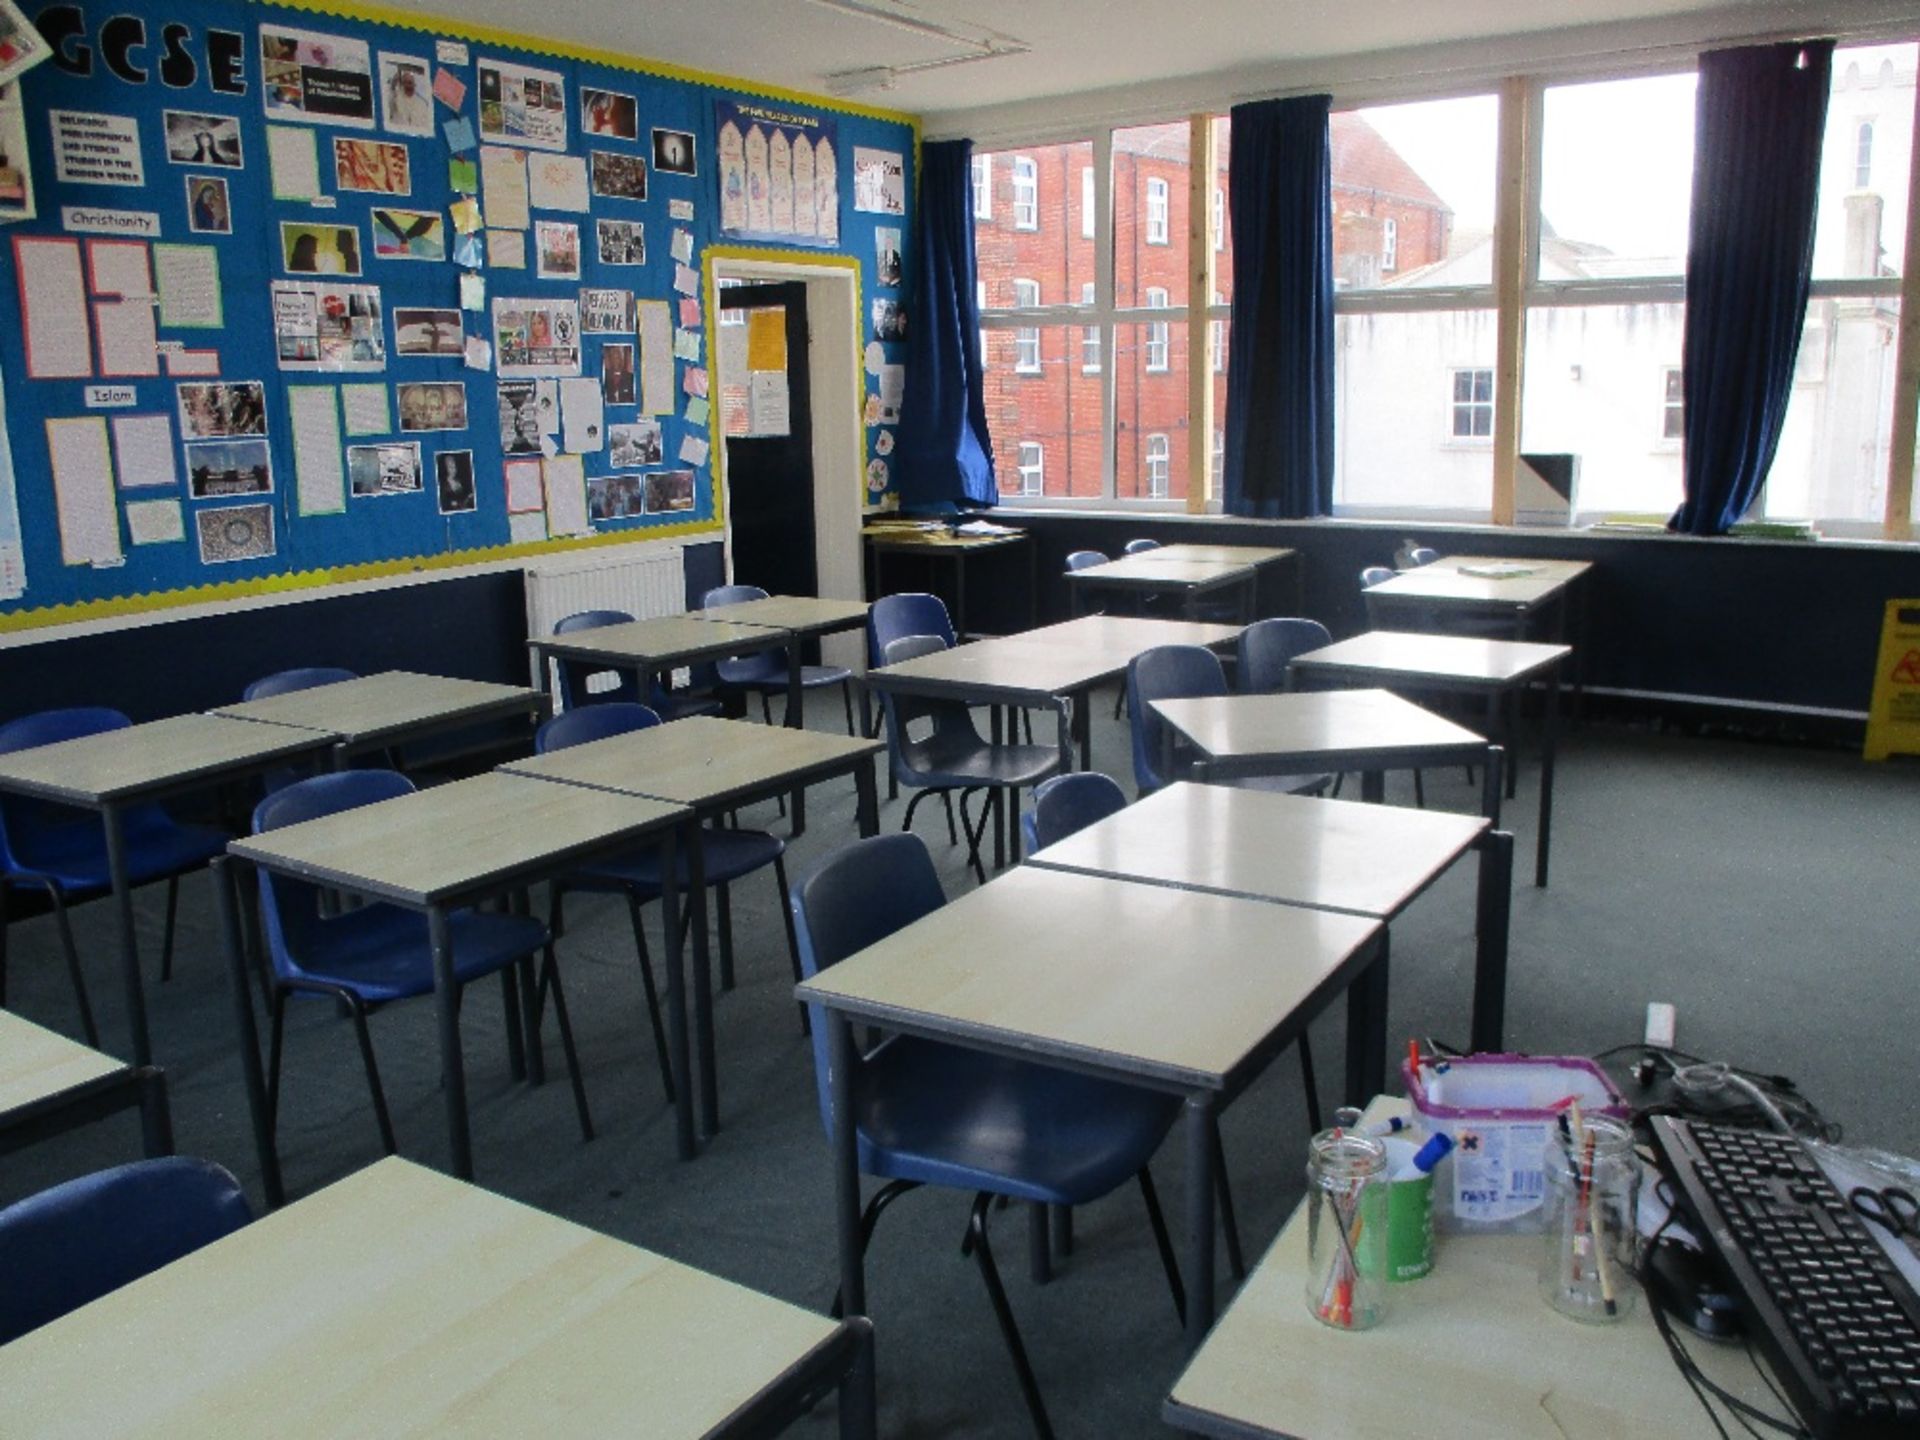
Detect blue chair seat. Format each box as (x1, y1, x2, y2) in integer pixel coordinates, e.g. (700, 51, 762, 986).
(905, 734, 1061, 791)
(856, 1037, 1179, 1206)
(716, 658, 854, 692)
(284, 907, 549, 1004)
(566, 826, 784, 892)
(1228, 773, 1334, 797)
(10, 809, 228, 892)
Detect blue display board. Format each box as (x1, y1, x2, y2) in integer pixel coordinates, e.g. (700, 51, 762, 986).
(0, 0, 914, 628)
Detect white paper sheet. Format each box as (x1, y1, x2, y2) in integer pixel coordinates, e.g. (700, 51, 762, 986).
(51, 110, 143, 187)
(267, 125, 321, 201)
(152, 245, 222, 329)
(16, 238, 91, 378)
(124, 498, 184, 544)
(678, 434, 710, 467)
(673, 329, 701, 363)
(45, 417, 122, 565)
(340, 383, 390, 437)
(535, 378, 561, 434)
(485, 229, 525, 268)
(88, 240, 151, 298)
(507, 509, 547, 544)
(110, 413, 176, 488)
(670, 229, 693, 265)
(288, 385, 346, 515)
(480, 146, 530, 230)
(749, 370, 791, 437)
(560, 376, 603, 453)
(638, 300, 673, 416)
(672, 262, 699, 296)
(93, 299, 159, 376)
(528, 153, 589, 212)
(685, 395, 710, 426)
(542, 453, 588, 535)
(504, 458, 544, 512)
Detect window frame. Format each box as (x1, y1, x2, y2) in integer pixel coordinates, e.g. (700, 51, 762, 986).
(1011, 155, 1039, 231)
(1011, 277, 1043, 374)
(1382, 216, 1398, 272)
(1449, 366, 1495, 443)
(1145, 176, 1170, 245)
(1144, 285, 1171, 372)
(1145, 432, 1171, 497)
(1017, 441, 1045, 495)
(1082, 166, 1095, 240)
(1081, 281, 1101, 373)
(972, 154, 991, 220)
(1660, 365, 1685, 445)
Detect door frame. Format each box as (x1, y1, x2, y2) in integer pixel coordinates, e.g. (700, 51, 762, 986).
(704, 249, 864, 654)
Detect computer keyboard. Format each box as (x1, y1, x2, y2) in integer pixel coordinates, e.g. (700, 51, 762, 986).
(1648, 1116, 1920, 1438)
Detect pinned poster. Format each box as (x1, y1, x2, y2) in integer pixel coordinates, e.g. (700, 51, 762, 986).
(668, 198, 694, 221)
(0, 0, 54, 87)
(678, 433, 709, 467)
(153, 245, 222, 329)
(747, 308, 787, 369)
(679, 297, 701, 328)
(559, 376, 602, 453)
(340, 383, 389, 436)
(528, 154, 589, 212)
(672, 262, 699, 296)
(15, 237, 91, 378)
(45, 417, 122, 565)
(673, 329, 701, 363)
(442, 116, 477, 154)
(480, 146, 530, 230)
(460, 271, 485, 311)
(464, 336, 492, 371)
(449, 156, 477, 193)
(93, 296, 159, 377)
(670, 229, 694, 265)
(109, 413, 176, 489)
(486, 229, 525, 268)
(684, 394, 709, 426)
(267, 125, 322, 201)
(683, 365, 708, 398)
(288, 385, 345, 515)
(504, 457, 544, 512)
(542, 453, 588, 535)
(449, 196, 483, 234)
(637, 299, 673, 414)
(433, 66, 467, 110)
(124, 498, 184, 545)
(507, 509, 547, 544)
(749, 370, 790, 437)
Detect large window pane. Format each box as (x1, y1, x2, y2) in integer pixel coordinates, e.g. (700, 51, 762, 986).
(1213, 116, 1234, 309)
(1539, 73, 1695, 281)
(1766, 295, 1900, 522)
(1114, 123, 1190, 306)
(975, 141, 1095, 312)
(1812, 44, 1916, 280)
(1334, 309, 1496, 511)
(981, 324, 1103, 498)
(1520, 302, 1687, 517)
(1114, 319, 1190, 500)
(1334, 95, 1497, 291)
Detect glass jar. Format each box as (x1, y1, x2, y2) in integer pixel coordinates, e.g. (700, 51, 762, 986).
(1539, 1113, 1640, 1323)
(1305, 1128, 1390, 1330)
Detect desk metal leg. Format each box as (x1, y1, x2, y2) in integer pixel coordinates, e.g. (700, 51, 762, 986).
(989, 708, 1006, 871)
(855, 759, 879, 839)
(1184, 1093, 1218, 1351)
(213, 857, 282, 1207)
(1344, 930, 1390, 1105)
(787, 643, 808, 836)
(1536, 667, 1560, 888)
(658, 827, 695, 1161)
(1070, 687, 1091, 771)
(689, 824, 719, 1140)
(137, 1067, 173, 1158)
(840, 1315, 878, 1440)
(1481, 743, 1506, 830)
(1360, 769, 1386, 803)
(101, 804, 152, 1067)
(511, 888, 544, 1084)
(828, 1011, 865, 1316)
(1472, 830, 1516, 1054)
(428, 905, 473, 1180)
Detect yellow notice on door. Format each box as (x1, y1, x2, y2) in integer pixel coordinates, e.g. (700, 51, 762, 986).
(1864, 598, 1920, 761)
(746, 307, 787, 371)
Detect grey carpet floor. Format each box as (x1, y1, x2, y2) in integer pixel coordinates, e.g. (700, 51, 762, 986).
(5, 697, 1917, 1438)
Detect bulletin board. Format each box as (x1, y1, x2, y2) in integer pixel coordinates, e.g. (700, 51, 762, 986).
(0, 0, 916, 630)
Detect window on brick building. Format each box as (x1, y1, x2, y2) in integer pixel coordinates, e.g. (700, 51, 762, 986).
(1012, 278, 1041, 372)
(1018, 442, 1044, 495)
(1661, 366, 1684, 442)
(1081, 282, 1100, 372)
(1144, 287, 1170, 371)
(1012, 156, 1038, 230)
(1382, 217, 1398, 272)
(976, 280, 987, 363)
(1856, 120, 1875, 188)
(1146, 177, 1169, 244)
(1146, 434, 1170, 497)
(1210, 314, 1225, 373)
(1211, 427, 1224, 499)
(1450, 367, 1494, 439)
(972, 154, 991, 220)
(1082, 167, 1095, 239)
(1212, 187, 1224, 251)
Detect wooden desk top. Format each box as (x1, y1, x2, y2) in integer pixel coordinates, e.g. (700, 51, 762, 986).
(531, 615, 788, 666)
(1016, 615, 1244, 654)
(0, 1011, 124, 1117)
(210, 671, 543, 745)
(504, 715, 881, 808)
(0, 713, 332, 806)
(1293, 630, 1572, 687)
(691, 594, 870, 633)
(1132, 543, 1294, 567)
(1065, 555, 1254, 587)
(866, 636, 1123, 701)
(1152, 688, 1486, 766)
(1168, 1099, 1768, 1439)
(1028, 783, 1486, 921)
(229, 772, 686, 908)
(1369, 555, 1591, 609)
(0, 1156, 844, 1440)
(796, 866, 1380, 1092)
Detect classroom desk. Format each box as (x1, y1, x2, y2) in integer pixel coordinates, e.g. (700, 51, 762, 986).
(690, 591, 870, 642)
(0, 1010, 171, 1160)
(1166, 1099, 1770, 1440)
(209, 669, 547, 760)
(503, 715, 883, 1140)
(863, 524, 1035, 638)
(794, 865, 1385, 1353)
(1291, 632, 1571, 887)
(222, 772, 690, 1199)
(0, 1155, 877, 1440)
(1129, 544, 1301, 613)
(1367, 555, 1593, 698)
(1026, 783, 1515, 1056)
(0, 714, 335, 1066)
(1066, 554, 1259, 622)
(1013, 613, 1244, 656)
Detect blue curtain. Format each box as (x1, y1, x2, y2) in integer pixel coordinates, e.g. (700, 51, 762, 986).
(1671, 42, 1834, 535)
(896, 139, 997, 511)
(1222, 95, 1335, 519)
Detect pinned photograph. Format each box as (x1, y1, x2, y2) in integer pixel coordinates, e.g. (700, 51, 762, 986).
(281, 222, 363, 276)
(535, 220, 580, 281)
(590, 149, 646, 202)
(186, 438, 273, 497)
(581, 88, 637, 141)
(435, 448, 477, 513)
(852, 146, 905, 215)
(587, 473, 643, 520)
(607, 419, 661, 469)
(497, 379, 541, 454)
(601, 343, 635, 406)
(871, 297, 906, 342)
(334, 136, 411, 194)
(371, 207, 445, 261)
(379, 54, 433, 137)
(185, 175, 231, 234)
(348, 440, 424, 495)
(493, 296, 581, 378)
(579, 288, 633, 333)
(0, 83, 33, 221)
(272, 280, 386, 371)
(477, 58, 567, 151)
(396, 380, 468, 432)
(196, 502, 276, 564)
(874, 226, 902, 287)
(178, 381, 267, 439)
(261, 25, 375, 130)
(645, 468, 695, 513)
(393, 307, 464, 356)
(164, 111, 243, 168)
(596, 217, 645, 266)
(653, 128, 696, 177)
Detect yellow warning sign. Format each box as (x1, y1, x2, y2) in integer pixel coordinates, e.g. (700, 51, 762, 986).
(1864, 598, 1920, 761)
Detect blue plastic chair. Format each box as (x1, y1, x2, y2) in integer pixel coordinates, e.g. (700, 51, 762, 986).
(0, 1157, 251, 1345)
(1360, 565, 1395, 589)
(878, 635, 1061, 883)
(1123, 538, 1162, 555)
(1236, 618, 1333, 695)
(1126, 645, 1331, 799)
(1021, 772, 1127, 855)
(702, 585, 855, 734)
(536, 702, 802, 1073)
(867, 592, 957, 665)
(790, 833, 1185, 1438)
(1408, 547, 1440, 566)
(242, 667, 357, 700)
(0, 708, 230, 1041)
(1065, 550, 1109, 571)
(253, 770, 592, 1155)
(551, 609, 722, 721)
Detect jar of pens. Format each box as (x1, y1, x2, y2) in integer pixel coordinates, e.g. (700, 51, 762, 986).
(1305, 1127, 1391, 1330)
(1539, 1105, 1639, 1323)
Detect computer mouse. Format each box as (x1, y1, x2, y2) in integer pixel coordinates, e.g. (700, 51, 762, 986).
(1645, 1236, 1744, 1342)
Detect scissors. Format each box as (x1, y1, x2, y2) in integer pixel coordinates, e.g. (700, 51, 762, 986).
(1850, 1185, 1920, 1255)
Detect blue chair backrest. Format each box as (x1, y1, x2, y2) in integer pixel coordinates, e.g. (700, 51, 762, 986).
(553, 609, 640, 709)
(876, 635, 980, 783)
(536, 702, 662, 753)
(1237, 618, 1333, 695)
(1126, 645, 1226, 793)
(703, 583, 769, 608)
(0, 1157, 251, 1345)
(702, 584, 786, 682)
(0, 708, 132, 875)
(242, 667, 356, 701)
(1359, 566, 1394, 590)
(1065, 550, 1109, 572)
(1123, 538, 1162, 555)
(1409, 547, 1439, 567)
(1027, 772, 1128, 853)
(868, 593, 955, 667)
(790, 833, 947, 1138)
(252, 770, 415, 976)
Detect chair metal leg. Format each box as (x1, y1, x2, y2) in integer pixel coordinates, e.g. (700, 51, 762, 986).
(1413, 769, 1427, 809)
(538, 946, 594, 1142)
(958, 791, 991, 885)
(1210, 1128, 1246, 1283)
(773, 854, 808, 1036)
(1138, 1167, 1188, 1326)
(265, 989, 288, 1142)
(1028, 1201, 1052, 1284)
(760, 692, 775, 727)
(1297, 1030, 1323, 1133)
(829, 1177, 923, 1318)
(0, 877, 9, 1011)
(347, 996, 399, 1156)
(158, 875, 180, 983)
(940, 790, 957, 845)
(624, 891, 676, 1104)
(841, 681, 856, 736)
(962, 1190, 1056, 1440)
(43, 883, 100, 1048)
(500, 964, 527, 1082)
(716, 882, 735, 992)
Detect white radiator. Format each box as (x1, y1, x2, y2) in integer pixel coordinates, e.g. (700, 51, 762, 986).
(523, 543, 687, 690)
